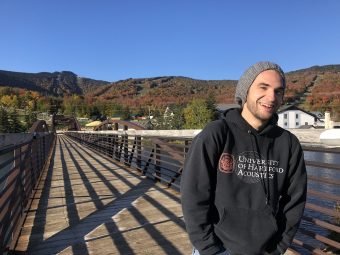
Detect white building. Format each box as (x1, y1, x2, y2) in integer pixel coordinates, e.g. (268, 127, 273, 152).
(277, 105, 322, 129)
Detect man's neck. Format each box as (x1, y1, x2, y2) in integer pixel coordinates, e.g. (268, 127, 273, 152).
(240, 109, 269, 131)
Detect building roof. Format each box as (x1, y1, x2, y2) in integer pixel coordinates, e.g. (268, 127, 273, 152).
(311, 111, 325, 118)
(277, 105, 321, 120)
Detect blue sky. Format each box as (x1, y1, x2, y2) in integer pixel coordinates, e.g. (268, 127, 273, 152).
(1, 1, 340, 82)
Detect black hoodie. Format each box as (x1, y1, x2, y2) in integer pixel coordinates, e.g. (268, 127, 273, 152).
(180, 108, 307, 255)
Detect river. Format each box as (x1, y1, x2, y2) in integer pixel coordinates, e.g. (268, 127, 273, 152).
(292, 150, 340, 254)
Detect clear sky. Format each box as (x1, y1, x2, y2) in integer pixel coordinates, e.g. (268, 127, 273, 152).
(1, 0, 340, 82)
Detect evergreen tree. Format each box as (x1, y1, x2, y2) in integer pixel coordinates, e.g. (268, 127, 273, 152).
(121, 106, 131, 120)
(89, 106, 101, 120)
(206, 92, 219, 120)
(8, 109, 24, 133)
(0, 107, 10, 133)
(171, 105, 185, 129)
(25, 110, 37, 130)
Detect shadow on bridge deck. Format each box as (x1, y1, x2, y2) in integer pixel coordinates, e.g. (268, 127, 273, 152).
(13, 134, 191, 255)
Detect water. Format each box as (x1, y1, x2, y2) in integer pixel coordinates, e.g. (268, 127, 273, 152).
(292, 150, 340, 254)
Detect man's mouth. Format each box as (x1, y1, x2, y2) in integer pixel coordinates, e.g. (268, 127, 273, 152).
(259, 102, 274, 110)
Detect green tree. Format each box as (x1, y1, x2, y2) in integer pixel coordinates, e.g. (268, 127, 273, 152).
(121, 106, 131, 120)
(36, 97, 49, 112)
(89, 105, 101, 120)
(25, 110, 37, 130)
(0, 107, 10, 133)
(206, 92, 219, 120)
(48, 97, 63, 114)
(171, 105, 185, 129)
(183, 99, 213, 129)
(153, 105, 185, 130)
(8, 109, 24, 133)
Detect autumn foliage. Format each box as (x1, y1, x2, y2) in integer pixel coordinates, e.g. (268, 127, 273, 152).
(1, 65, 340, 121)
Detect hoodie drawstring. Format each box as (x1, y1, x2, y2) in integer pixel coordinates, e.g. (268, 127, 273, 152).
(248, 129, 270, 206)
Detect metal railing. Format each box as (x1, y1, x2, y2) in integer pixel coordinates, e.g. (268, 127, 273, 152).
(65, 131, 190, 190)
(0, 131, 55, 254)
(65, 130, 340, 254)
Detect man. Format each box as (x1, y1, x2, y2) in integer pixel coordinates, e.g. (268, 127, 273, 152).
(181, 61, 307, 255)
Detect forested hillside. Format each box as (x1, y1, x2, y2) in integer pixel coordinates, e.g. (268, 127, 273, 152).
(284, 65, 340, 114)
(0, 70, 110, 96)
(1, 65, 340, 120)
(87, 76, 236, 108)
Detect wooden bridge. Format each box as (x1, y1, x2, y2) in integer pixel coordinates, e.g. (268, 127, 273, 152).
(9, 134, 190, 254)
(1, 119, 340, 255)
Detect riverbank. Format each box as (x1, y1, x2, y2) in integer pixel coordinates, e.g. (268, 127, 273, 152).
(289, 128, 340, 148)
(289, 129, 324, 145)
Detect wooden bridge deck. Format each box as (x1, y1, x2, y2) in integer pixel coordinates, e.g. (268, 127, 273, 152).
(13, 134, 191, 255)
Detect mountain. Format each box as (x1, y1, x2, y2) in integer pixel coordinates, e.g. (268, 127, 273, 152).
(88, 76, 236, 106)
(0, 70, 110, 96)
(1, 65, 340, 109)
(284, 65, 340, 109)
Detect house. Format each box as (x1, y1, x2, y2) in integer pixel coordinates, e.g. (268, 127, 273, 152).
(277, 105, 323, 129)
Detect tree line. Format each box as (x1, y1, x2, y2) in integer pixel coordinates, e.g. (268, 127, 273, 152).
(0, 87, 219, 132)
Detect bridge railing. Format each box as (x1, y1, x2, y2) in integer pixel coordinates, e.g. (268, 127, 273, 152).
(65, 130, 194, 190)
(0, 131, 55, 254)
(65, 130, 340, 254)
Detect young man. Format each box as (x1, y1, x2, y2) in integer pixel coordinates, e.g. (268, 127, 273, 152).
(181, 61, 307, 255)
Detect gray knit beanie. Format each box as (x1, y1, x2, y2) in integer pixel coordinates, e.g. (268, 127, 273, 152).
(235, 61, 286, 107)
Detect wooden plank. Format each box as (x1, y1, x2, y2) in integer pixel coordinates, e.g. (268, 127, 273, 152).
(12, 135, 192, 255)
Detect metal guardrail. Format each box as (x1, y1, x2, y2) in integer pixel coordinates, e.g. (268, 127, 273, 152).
(0, 131, 55, 254)
(65, 131, 190, 190)
(65, 130, 340, 254)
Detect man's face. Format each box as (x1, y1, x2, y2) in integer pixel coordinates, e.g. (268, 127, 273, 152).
(242, 70, 284, 129)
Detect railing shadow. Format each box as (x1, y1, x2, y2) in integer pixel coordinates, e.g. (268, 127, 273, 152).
(63, 135, 186, 253)
(14, 134, 187, 255)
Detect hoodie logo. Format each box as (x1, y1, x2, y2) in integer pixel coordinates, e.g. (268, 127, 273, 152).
(219, 153, 234, 173)
(235, 151, 284, 183)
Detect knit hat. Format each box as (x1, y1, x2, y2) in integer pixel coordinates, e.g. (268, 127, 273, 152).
(235, 61, 286, 107)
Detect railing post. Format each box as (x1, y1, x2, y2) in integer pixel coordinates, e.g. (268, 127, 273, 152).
(30, 142, 36, 191)
(105, 134, 109, 157)
(31, 136, 38, 190)
(155, 143, 161, 179)
(38, 136, 43, 171)
(17, 147, 24, 213)
(107, 134, 114, 158)
(42, 135, 46, 162)
(114, 134, 119, 161)
(123, 125, 128, 164)
(124, 135, 129, 165)
(137, 136, 142, 169)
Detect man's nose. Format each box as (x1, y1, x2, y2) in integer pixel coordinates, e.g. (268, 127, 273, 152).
(266, 90, 276, 101)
